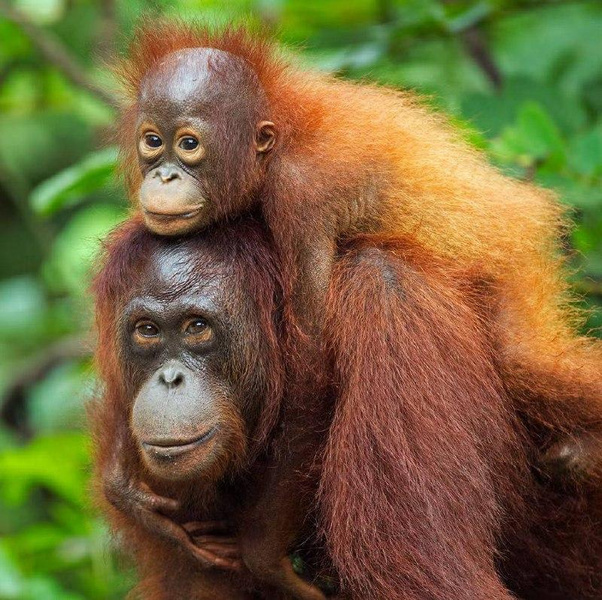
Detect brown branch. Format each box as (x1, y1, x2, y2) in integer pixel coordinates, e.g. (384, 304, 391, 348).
(1, 334, 93, 438)
(97, 0, 118, 61)
(440, 0, 502, 91)
(0, 0, 120, 109)
(460, 26, 502, 91)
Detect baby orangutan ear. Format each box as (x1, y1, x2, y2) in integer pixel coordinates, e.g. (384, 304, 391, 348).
(255, 121, 276, 153)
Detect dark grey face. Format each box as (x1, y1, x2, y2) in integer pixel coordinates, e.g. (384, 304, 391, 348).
(122, 243, 253, 482)
(135, 48, 276, 236)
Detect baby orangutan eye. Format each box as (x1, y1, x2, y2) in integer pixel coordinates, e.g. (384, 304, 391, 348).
(184, 317, 213, 343)
(134, 320, 161, 343)
(144, 133, 162, 148)
(139, 131, 164, 161)
(179, 136, 199, 151)
(174, 132, 205, 164)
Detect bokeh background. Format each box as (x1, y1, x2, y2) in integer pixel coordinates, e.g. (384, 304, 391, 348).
(0, 0, 600, 597)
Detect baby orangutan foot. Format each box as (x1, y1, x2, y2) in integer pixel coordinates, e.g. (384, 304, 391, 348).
(540, 433, 602, 482)
(183, 521, 242, 567)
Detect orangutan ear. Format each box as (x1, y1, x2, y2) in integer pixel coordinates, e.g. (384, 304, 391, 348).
(255, 121, 276, 153)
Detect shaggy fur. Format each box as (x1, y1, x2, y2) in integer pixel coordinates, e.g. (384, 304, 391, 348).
(322, 237, 602, 599)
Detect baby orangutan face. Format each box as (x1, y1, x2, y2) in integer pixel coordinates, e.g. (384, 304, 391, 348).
(135, 48, 275, 236)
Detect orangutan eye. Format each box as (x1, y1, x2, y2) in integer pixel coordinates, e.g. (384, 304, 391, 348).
(144, 133, 163, 148)
(135, 320, 160, 338)
(174, 131, 205, 164)
(184, 318, 213, 343)
(179, 136, 199, 151)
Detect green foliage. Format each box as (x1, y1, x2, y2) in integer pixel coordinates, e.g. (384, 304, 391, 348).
(0, 1, 601, 598)
(31, 148, 118, 217)
(43, 203, 126, 296)
(0, 433, 131, 599)
(491, 101, 566, 169)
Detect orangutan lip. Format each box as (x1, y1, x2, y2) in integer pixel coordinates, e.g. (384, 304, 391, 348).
(144, 207, 203, 221)
(142, 427, 217, 458)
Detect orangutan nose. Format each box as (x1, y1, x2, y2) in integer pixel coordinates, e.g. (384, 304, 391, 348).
(154, 165, 182, 183)
(158, 363, 185, 389)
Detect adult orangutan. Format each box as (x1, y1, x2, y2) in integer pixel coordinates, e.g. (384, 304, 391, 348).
(115, 21, 602, 475)
(92, 218, 602, 599)
(109, 19, 602, 599)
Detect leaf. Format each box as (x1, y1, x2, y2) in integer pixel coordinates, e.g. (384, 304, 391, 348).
(14, 0, 65, 25)
(0, 433, 90, 506)
(22, 577, 84, 600)
(516, 102, 565, 159)
(30, 147, 118, 216)
(491, 101, 565, 168)
(462, 77, 587, 137)
(43, 203, 126, 297)
(0, 543, 23, 598)
(444, 2, 491, 34)
(0, 276, 47, 340)
(28, 361, 93, 434)
(0, 112, 93, 183)
(6, 523, 70, 556)
(568, 128, 602, 178)
(492, 3, 602, 95)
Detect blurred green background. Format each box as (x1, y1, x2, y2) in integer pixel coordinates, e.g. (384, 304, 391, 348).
(0, 0, 600, 597)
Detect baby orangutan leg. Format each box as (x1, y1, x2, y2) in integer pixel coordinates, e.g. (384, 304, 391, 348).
(243, 554, 326, 600)
(185, 520, 329, 599)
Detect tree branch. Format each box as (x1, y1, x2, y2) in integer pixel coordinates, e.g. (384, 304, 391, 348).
(441, 0, 502, 91)
(1, 334, 92, 438)
(0, 0, 120, 109)
(460, 25, 502, 91)
(97, 0, 118, 61)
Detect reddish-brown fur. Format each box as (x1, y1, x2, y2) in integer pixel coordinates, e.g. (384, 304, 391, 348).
(92, 219, 602, 599)
(322, 240, 519, 599)
(322, 237, 602, 599)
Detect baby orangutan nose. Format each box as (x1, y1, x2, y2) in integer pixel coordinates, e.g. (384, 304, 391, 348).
(154, 165, 181, 183)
